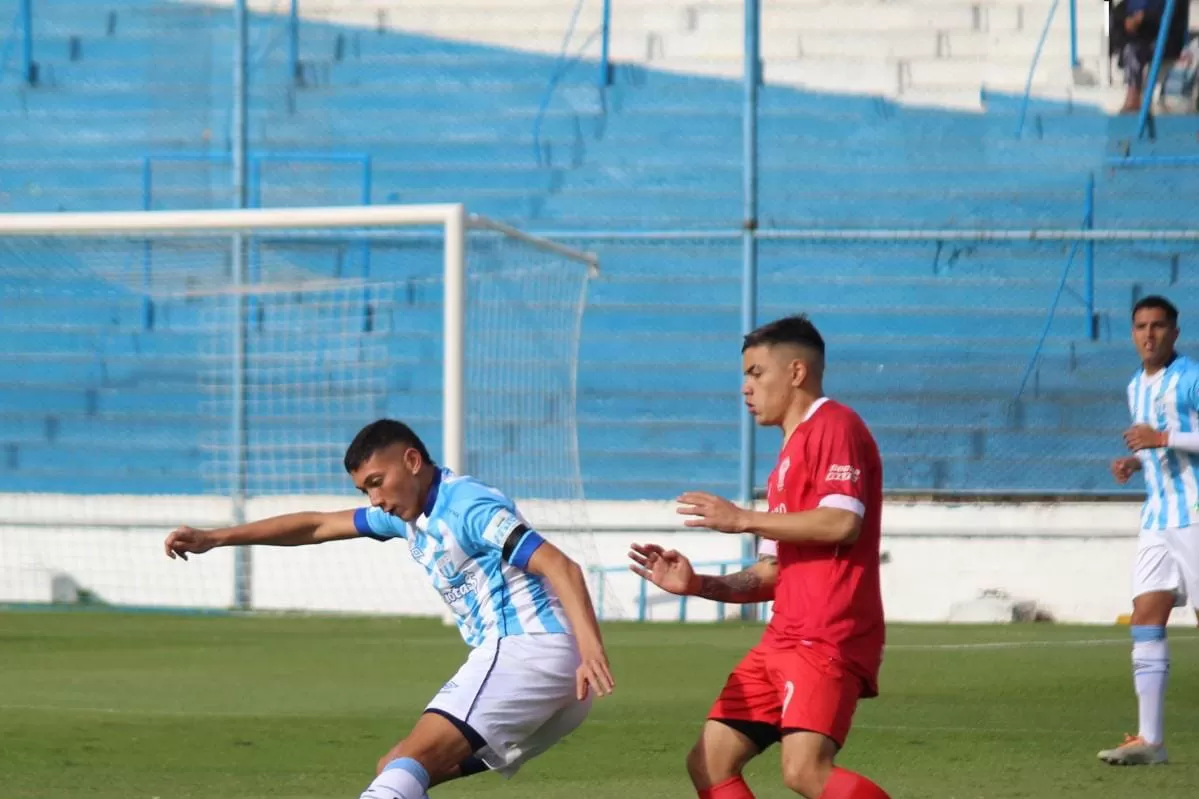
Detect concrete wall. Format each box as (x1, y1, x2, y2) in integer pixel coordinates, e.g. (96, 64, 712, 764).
(5, 493, 1194, 626)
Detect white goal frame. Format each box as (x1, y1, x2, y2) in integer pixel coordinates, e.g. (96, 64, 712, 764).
(0, 203, 600, 478)
(0, 204, 599, 610)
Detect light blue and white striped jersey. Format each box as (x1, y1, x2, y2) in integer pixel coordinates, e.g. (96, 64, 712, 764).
(1128, 354, 1199, 530)
(353, 467, 570, 647)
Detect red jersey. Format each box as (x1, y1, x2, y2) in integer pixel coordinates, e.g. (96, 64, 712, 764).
(758, 398, 885, 696)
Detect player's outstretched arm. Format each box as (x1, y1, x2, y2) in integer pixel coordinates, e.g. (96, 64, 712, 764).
(164, 510, 361, 560)
(524, 542, 615, 700)
(628, 543, 777, 604)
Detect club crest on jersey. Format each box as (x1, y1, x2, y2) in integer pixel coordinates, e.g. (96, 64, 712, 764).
(825, 464, 861, 483)
(435, 553, 463, 582)
(776, 457, 791, 491)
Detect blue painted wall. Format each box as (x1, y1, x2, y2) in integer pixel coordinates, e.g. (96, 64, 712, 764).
(2, 0, 1198, 498)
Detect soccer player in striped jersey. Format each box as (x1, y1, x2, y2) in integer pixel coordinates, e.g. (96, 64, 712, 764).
(163, 419, 613, 797)
(1100, 295, 1199, 766)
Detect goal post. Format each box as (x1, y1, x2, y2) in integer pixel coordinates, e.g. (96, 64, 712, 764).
(0, 204, 604, 616)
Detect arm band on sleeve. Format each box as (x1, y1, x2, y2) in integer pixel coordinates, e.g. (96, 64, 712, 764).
(502, 525, 545, 570)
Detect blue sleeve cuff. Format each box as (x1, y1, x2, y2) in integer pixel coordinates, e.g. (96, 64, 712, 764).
(509, 530, 545, 570)
(353, 508, 389, 542)
(353, 508, 372, 535)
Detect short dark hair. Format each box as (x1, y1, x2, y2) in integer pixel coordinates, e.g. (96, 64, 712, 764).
(343, 419, 434, 473)
(741, 314, 826, 357)
(1133, 295, 1179, 325)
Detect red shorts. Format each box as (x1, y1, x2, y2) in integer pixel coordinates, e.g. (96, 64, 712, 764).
(708, 643, 863, 749)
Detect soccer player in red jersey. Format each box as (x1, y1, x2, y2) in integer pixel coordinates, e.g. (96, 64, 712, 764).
(629, 315, 888, 799)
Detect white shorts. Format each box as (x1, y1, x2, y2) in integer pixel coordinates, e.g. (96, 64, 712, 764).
(1133, 526, 1199, 608)
(425, 632, 590, 778)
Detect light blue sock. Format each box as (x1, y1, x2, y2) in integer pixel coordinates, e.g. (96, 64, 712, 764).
(1132, 625, 1169, 746)
(359, 757, 430, 799)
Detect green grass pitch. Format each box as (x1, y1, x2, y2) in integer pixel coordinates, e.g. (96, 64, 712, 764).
(2, 611, 1198, 798)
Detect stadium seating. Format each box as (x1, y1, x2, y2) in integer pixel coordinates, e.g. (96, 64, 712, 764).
(1, 0, 1198, 498)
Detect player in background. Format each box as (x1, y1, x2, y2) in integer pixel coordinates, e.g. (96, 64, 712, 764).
(1100, 295, 1199, 766)
(629, 315, 889, 799)
(164, 419, 613, 798)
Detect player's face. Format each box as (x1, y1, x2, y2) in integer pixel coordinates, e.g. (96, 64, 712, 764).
(1132, 307, 1178, 369)
(741, 344, 804, 426)
(350, 444, 427, 522)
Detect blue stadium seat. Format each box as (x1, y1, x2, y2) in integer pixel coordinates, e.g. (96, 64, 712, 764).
(0, 0, 1192, 498)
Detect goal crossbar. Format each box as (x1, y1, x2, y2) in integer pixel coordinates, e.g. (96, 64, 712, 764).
(0, 204, 598, 265)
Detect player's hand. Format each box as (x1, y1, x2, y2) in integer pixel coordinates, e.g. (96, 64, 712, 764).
(676, 491, 749, 534)
(628, 542, 697, 596)
(1111, 456, 1142, 484)
(575, 643, 614, 700)
(164, 526, 215, 560)
(1123, 424, 1168, 452)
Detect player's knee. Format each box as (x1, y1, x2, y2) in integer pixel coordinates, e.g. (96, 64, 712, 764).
(781, 727, 841, 797)
(685, 740, 710, 786)
(686, 727, 755, 788)
(1131, 591, 1175, 626)
(781, 753, 833, 798)
(686, 738, 737, 787)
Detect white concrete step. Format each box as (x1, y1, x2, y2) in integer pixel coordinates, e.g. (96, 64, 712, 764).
(651, 27, 1106, 62)
(691, 3, 1028, 34)
(645, 54, 1102, 94)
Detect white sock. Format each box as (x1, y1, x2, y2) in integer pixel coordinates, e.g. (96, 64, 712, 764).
(360, 758, 430, 799)
(1132, 626, 1169, 746)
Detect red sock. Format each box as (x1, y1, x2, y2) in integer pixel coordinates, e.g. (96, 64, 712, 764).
(819, 767, 890, 799)
(698, 775, 756, 799)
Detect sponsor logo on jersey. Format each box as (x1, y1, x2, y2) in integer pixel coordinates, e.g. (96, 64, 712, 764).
(441, 574, 478, 604)
(825, 464, 861, 483)
(776, 457, 791, 491)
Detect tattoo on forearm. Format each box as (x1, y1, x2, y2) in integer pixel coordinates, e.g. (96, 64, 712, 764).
(694, 556, 776, 604)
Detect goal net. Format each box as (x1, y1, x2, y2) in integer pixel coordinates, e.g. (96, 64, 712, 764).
(0, 205, 607, 619)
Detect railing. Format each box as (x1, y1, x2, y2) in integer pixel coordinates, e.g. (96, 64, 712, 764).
(531, 0, 610, 165)
(288, 0, 300, 85)
(245, 0, 302, 85)
(0, 0, 35, 84)
(1015, 0, 1062, 137)
(589, 559, 771, 623)
(138, 152, 372, 330)
(599, 0, 612, 87)
(1069, 0, 1080, 70)
(18, 0, 32, 84)
(1013, 173, 1095, 400)
(1137, 0, 1180, 139)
